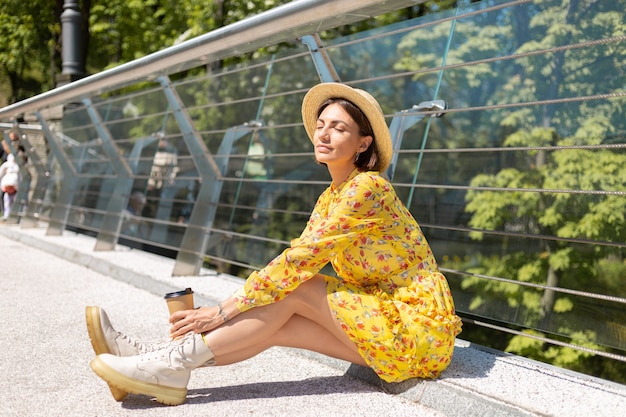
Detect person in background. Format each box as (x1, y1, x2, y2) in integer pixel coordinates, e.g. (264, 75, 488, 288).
(0, 153, 20, 220)
(85, 83, 462, 406)
(147, 138, 179, 192)
(121, 191, 147, 238)
(244, 131, 270, 179)
(0, 136, 9, 163)
(0, 131, 21, 214)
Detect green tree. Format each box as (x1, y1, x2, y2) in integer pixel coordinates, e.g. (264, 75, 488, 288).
(0, 0, 296, 105)
(0, 0, 61, 104)
(458, 0, 626, 379)
(388, 0, 625, 381)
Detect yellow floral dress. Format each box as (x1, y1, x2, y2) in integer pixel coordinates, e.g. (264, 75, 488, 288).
(233, 169, 462, 382)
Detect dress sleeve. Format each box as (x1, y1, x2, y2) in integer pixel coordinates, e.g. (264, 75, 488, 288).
(233, 173, 387, 312)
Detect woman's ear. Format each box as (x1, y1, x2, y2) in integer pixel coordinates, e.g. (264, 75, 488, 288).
(360, 135, 373, 151)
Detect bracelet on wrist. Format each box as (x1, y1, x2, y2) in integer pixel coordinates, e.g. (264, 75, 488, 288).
(217, 302, 230, 322)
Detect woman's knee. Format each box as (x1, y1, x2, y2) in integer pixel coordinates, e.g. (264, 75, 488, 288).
(291, 275, 327, 300)
(286, 275, 333, 317)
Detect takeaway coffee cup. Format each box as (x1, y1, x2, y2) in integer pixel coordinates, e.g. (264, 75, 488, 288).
(164, 288, 194, 314)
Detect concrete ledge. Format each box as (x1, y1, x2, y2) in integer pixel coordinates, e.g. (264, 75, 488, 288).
(347, 342, 626, 417)
(2, 223, 625, 416)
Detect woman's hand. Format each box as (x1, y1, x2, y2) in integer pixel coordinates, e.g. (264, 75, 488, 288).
(168, 306, 222, 339)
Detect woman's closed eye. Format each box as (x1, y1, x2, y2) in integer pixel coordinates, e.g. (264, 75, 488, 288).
(316, 122, 347, 132)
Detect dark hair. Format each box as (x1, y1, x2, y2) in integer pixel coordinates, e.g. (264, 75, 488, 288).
(317, 98, 381, 171)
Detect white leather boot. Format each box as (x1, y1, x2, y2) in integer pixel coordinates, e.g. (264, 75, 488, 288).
(85, 306, 171, 357)
(90, 332, 215, 406)
(85, 305, 173, 401)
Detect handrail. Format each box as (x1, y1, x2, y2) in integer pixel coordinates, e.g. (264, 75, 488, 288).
(0, 0, 424, 120)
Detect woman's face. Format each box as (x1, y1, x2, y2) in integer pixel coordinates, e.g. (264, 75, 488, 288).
(314, 103, 372, 169)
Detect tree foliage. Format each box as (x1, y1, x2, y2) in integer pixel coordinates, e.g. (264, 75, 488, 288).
(456, 0, 625, 379)
(384, 0, 625, 382)
(0, 0, 296, 105)
(0, 0, 61, 104)
(1, 0, 466, 106)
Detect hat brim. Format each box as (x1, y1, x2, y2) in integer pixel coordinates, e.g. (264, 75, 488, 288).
(301, 83, 392, 172)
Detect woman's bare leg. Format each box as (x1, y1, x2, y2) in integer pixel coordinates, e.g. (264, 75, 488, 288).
(215, 314, 366, 365)
(204, 275, 367, 366)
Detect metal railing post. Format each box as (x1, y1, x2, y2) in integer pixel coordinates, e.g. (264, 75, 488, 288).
(82, 98, 135, 251)
(300, 34, 341, 83)
(157, 75, 223, 276)
(14, 130, 47, 228)
(386, 100, 447, 180)
(34, 112, 79, 235)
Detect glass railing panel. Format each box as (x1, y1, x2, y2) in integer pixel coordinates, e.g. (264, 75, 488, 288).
(324, 8, 456, 85)
(303, 0, 626, 356)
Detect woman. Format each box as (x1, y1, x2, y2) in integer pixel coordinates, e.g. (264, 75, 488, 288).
(0, 153, 20, 220)
(87, 82, 462, 406)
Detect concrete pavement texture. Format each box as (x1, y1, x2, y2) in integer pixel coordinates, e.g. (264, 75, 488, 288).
(1, 224, 626, 416)
(0, 229, 442, 417)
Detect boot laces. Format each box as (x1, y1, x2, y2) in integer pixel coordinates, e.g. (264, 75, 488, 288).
(139, 333, 194, 366)
(117, 331, 171, 353)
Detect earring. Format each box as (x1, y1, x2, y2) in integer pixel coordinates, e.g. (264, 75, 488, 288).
(354, 152, 360, 162)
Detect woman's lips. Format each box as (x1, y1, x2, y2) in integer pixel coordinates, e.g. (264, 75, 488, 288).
(316, 145, 332, 153)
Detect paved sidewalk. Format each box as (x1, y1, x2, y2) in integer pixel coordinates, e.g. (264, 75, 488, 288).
(2, 223, 626, 417)
(0, 226, 443, 417)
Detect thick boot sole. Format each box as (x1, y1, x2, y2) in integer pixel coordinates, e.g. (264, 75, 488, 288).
(89, 356, 187, 406)
(85, 306, 128, 402)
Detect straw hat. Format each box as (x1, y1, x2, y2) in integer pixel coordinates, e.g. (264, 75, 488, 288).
(301, 83, 392, 172)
